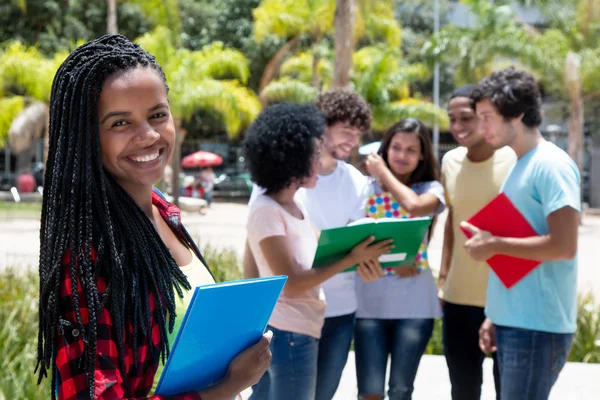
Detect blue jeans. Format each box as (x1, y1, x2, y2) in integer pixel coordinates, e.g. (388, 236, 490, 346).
(355, 318, 434, 400)
(315, 313, 356, 400)
(249, 326, 319, 400)
(495, 325, 573, 400)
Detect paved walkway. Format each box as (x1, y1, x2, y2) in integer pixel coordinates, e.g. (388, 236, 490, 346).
(2, 201, 599, 398)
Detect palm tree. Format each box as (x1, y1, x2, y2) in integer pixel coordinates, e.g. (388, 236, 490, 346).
(423, 0, 600, 176)
(252, 0, 401, 96)
(0, 41, 68, 171)
(135, 27, 261, 205)
(261, 45, 449, 132)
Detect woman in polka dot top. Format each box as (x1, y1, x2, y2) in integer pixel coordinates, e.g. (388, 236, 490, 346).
(354, 118, 446, 400)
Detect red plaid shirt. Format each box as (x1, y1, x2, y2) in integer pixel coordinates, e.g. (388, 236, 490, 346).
(55, 191, 202, 399)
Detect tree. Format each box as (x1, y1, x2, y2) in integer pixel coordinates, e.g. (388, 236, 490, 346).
(0, 1, 152, 54)
(135, 27, 261, 205)
(252, 0, 401, 96)
(0, 41, 67, 170)
(333, 0, 356, 88)
(262, 45, 449, 132)
(423, 0, 600, 176)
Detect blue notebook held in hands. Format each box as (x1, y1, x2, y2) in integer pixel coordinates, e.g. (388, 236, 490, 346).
(155, 275, 287, 396)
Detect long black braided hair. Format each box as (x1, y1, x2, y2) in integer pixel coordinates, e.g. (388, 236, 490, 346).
(36, 34, 191, 399)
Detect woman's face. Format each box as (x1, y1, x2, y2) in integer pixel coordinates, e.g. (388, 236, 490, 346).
(97, 67, 175, 191)
(386, 132, 422, 178)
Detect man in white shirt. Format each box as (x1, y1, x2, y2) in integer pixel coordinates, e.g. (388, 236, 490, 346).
(246, 89, 377, 400)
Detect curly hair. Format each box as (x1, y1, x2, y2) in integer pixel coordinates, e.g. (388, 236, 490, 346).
(243, 103, 325, 194)
(316, 89, 371, 132)
(471, 67, 543, 128)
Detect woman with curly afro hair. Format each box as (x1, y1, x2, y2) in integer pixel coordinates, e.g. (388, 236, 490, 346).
(244, 103, 393, 400)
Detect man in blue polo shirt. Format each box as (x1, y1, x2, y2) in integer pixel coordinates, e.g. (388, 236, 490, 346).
(461, 67, 580, 400)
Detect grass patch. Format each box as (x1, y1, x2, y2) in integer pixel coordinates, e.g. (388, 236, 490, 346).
(570, 293, 600, 363)
(0, 201, 42, 219)
(201, 243, 243, 283)
(0, 268, 49, 399)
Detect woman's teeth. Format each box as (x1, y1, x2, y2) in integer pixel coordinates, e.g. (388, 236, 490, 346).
(130, 151, 160, 163)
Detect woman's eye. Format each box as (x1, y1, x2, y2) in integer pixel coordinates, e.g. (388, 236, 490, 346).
(111, 120, 128, 128)
(152, 112, 167, 119)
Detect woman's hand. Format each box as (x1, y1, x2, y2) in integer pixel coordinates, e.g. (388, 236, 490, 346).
(350, 236, 394, 265)
(356, 259, 385, 282)
(365, 153, 389, 180)
(213, 331, 272, 398)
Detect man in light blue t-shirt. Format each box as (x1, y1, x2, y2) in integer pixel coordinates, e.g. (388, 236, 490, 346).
(460, 68, 580, 400)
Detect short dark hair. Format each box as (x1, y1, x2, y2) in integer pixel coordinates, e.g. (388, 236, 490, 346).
(471, 67, 543, 128)
(316, 89, 371, 132)
(378, 118, 440, 185)
(243, 103, 325, 193)
(450, 84, 479, 100)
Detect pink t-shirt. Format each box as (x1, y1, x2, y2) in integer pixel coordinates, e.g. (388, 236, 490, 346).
(247, 194, 325, 339)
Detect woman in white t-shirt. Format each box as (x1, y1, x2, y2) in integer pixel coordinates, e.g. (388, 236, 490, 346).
(244, 103, 393, 400)
(355, 118, 446, 400)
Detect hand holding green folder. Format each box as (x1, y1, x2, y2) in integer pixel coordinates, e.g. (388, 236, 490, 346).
(312, 217, 431, 272)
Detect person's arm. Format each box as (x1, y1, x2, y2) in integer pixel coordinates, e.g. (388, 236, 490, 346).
(365, 154, 440, 217)
(462, 206, 579, 262)
(243, 239, 260, 279)
(438, 204, 454, 290)
(259, 235, 393, 297)
(56, 264, 268, 400)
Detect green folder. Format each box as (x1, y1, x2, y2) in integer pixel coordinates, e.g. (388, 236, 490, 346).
(313, 217, 432, 272)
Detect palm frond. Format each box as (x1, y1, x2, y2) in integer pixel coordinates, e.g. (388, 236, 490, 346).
(0, 42, 66, 103)
(194, 42, 250, 84)
(135, 27, 178, 67)
(128, 0, 182, 45)
(373, 99, 450, 132)
(260, 78, 318, 106)
(172, 79, 260, 138)
(363, 1, 402, 47)
(279, 51, 333, 85)
(252, 0, 312, 43)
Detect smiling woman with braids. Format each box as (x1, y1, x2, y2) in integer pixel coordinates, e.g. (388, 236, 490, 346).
(36, 34, 271, 400)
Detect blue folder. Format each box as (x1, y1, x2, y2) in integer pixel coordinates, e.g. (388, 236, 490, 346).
(155, 275, 287, 396)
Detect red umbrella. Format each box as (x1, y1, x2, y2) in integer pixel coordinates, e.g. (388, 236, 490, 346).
(181, 150, 224, 169)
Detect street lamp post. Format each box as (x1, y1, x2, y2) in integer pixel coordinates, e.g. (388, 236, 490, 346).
(433, 0, 440, 159)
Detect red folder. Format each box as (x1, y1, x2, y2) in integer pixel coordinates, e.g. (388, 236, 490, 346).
(460, 192, 541, 289)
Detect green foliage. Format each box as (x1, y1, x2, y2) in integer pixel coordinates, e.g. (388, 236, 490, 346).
(425, 318, 444, 355)
(253, 0, 335, 44)
(0, 0, 152, 54)
(0, 268, 48, 399)
(201, 244, 244, 283)
(260, 78, 319, 105)
(0, 96, 25, 145)
(279, 51, 333, 86)
(0, 41, 68, 103)
(570, 293, 600, 363)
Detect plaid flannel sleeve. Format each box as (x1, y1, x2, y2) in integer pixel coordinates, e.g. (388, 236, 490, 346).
(55, 258, 202, 400)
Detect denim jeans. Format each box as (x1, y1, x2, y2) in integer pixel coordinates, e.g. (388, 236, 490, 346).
(442, 301, 501, 400)
(354, 318, 434, 400)
(249, 326, 319, 400)
(315, 313, 356, 400)
(495, 325, 573, 400)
